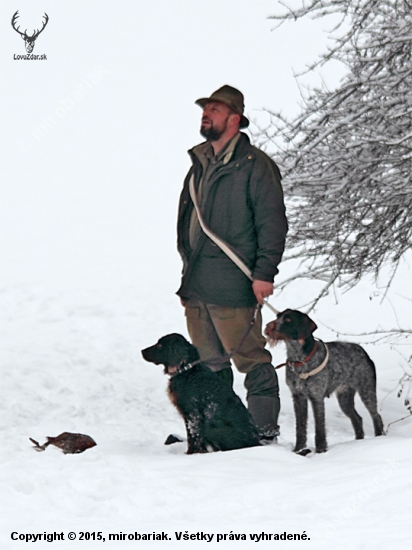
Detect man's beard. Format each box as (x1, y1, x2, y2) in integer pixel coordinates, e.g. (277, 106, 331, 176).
(200, 120, 226, 141)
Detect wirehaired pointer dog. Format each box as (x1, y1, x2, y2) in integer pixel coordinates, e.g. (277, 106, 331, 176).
(141, 333, 260, 453)
(265, 310, 384, 455)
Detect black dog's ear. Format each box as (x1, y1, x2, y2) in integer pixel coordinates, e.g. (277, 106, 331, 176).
(297, 314, 317, 344)
(185, 340, 200, 363)
(166, 334, 200, 363)
(158, 333, 200, 366)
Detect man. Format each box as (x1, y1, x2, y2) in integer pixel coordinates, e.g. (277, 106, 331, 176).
(176, 85, 288, 443)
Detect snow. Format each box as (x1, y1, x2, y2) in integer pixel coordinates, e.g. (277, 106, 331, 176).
(1, 279, 411, 549)
(1, 1, 411, 548)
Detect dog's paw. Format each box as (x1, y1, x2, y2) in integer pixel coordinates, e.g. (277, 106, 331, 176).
(295, 448, 312, 457)
(164, 434, 185, 445)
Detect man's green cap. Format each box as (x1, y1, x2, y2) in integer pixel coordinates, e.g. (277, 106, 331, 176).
(195, 85, 249, 128)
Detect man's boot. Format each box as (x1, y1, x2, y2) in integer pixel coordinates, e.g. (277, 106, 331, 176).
(247, 395, 280, 444)
(245, 363, 280, 444)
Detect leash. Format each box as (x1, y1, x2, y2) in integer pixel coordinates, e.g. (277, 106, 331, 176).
(207, 302, 262, 367)
(189, 174, 280, 315)
(275, 340, 330, 380)
(172, 175, 280, 380)
(170, 303, 261, 378)
(262, 299, 279, 315)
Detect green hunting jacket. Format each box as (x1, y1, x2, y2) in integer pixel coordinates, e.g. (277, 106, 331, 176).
(176, 132, 288, 307)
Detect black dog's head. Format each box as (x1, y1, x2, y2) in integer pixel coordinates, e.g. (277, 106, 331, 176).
(265, 309, 318, 347)
(141, 333, 200, 374)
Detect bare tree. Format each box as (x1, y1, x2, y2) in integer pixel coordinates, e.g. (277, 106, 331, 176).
(255, 0, 412, 415)
(256, 0, 412, 303)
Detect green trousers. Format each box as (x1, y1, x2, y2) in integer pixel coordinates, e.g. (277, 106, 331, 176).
(184, 299, 280, 435)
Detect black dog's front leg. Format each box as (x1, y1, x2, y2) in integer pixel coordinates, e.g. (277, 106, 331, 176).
(309, 396, 327, 453)
(184, 414, 206, 454)
(292, 393, 308, 453)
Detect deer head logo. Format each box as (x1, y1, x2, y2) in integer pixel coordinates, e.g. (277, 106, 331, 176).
(11, 11, 49, 53)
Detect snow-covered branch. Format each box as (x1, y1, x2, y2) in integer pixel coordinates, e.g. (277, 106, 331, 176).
(256, 0, 412, 299)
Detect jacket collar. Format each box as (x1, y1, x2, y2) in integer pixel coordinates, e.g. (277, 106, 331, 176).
(188, 132, 253, 166)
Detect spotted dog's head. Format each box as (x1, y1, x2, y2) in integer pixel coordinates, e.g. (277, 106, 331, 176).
(265, 309, 318, 347)
(141, 333, 200, 374)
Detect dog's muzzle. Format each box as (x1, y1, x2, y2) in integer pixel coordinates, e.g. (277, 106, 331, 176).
(264, 320, 285, 346)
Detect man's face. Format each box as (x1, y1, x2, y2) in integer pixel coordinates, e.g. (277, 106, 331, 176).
(200, 101, 234, 141)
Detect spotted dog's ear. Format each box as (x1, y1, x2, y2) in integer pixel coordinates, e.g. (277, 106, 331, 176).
(297, 314, 318, 345)
(309, 317, 318, 334)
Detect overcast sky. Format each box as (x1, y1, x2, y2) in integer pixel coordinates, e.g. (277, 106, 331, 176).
(1, 0, 344, 293)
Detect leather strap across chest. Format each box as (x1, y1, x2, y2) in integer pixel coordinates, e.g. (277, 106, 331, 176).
(188, 174, 279, 315)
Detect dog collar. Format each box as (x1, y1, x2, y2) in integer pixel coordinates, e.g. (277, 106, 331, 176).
(275, 341, 318, 370)
(298, 344, 329, 379)
(168, 360, 200, 378)
(275, 340, 330, 379)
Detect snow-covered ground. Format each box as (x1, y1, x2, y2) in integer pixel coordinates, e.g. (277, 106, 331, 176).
(1, 275, 411, 549)
(1, 1, 411, 548)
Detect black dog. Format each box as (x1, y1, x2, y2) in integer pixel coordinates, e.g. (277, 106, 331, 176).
(265, 309, 384, 455)
(141, 333, 260, 454)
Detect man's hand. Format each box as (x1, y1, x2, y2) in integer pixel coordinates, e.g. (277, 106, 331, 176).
(252, 279, 274, 305)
